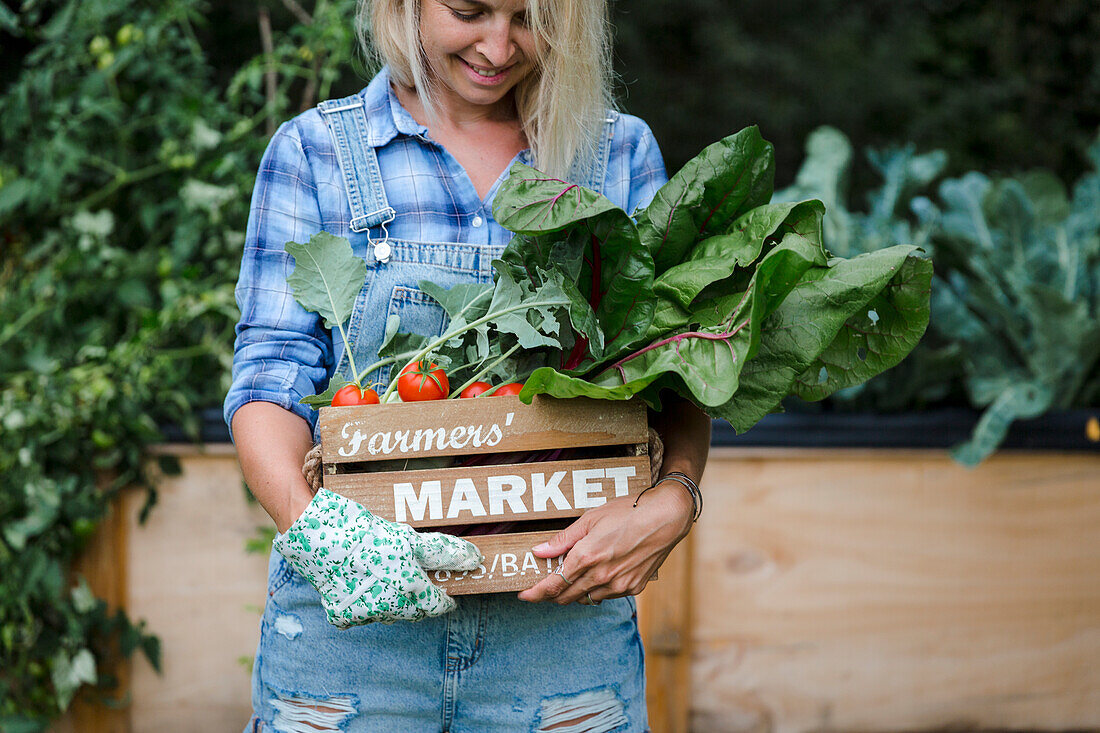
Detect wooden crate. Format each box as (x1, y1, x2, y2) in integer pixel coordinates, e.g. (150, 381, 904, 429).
(317, 394, 651, 594)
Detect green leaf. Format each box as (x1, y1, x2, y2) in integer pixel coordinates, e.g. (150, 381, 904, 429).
(527, 232, 826, 408)
(636, 126, 775, 274)
(793, 254, 933, 400)
(51, 648, 97, 710)
(493, 163, 625, 235)
(714, 247, 929, 432)
(285, 232, 366, 330)
(416, 282, 493, 322)
(377, 315, 430, 362)
(485, 264, 563, 350)
(652, 200, 824, 311)
(950, 382, 1052, 466)
(494, 164, 655, 356)
(299, 374, 350, 409)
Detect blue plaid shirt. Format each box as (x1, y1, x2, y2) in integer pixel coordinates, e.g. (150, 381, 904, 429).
(223, 68, 669, 438)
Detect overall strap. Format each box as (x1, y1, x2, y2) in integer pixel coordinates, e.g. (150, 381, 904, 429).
(568, 110, 619, 193)
(317, 94, 396, 263)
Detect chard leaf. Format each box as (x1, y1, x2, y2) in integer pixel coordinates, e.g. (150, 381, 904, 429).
(539, 265, 604, 368)
(792, 253, 933, 400)
(526, 233, 825, 407)
(493, 164, 626, 234)
(493, 162, 655, 358)
(713, 247, 930, 432)
(519, 368, 658, 403)
(285, 232, 366, 330)
(653, 200, 825, 310)
(636, 126, 775, 275)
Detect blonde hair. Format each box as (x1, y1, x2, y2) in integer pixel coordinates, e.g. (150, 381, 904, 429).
(356, 0, 613, 180)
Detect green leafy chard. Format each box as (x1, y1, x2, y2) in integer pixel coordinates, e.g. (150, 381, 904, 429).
(287, 128, 932, 436)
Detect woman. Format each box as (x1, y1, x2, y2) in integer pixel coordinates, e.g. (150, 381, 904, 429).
(225, 0, 710, 729)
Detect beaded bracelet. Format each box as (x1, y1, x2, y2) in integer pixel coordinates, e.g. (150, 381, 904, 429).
(632, 471, 703, 523)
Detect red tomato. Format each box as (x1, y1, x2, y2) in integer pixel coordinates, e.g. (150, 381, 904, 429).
(331, 384, 380, 407)
(493, 382, 524, 396)
(460, 381, 492, 398)
(397, 361, 450, 401)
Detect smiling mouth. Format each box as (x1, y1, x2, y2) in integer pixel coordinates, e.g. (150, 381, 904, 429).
(462, 58, 512, 79)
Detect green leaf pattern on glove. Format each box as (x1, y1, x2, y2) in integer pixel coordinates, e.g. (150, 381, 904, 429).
(274, 488, 483, 628)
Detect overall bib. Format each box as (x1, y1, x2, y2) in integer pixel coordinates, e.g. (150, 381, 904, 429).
(245, 95, 648, 733)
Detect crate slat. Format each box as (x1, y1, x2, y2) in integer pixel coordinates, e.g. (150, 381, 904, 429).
(324, 454, 652, 527)
(318, 395, 648, 463)
(431, 530, 561, 595)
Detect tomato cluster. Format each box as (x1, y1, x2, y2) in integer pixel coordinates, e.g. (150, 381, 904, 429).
(458, 381, 523, 398)
(329, 363, 523, 406)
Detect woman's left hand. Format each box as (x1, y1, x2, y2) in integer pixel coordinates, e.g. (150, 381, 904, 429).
(517, 480, 694, 605)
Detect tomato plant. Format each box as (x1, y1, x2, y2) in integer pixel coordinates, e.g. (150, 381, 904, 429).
(460, 381, 492, 398)
(397, 362, 450, 401)
(331, 384, 380, 406)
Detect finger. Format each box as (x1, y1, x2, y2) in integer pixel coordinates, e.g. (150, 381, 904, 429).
(530, 515, 590, 559)
(516, 555, 574, 603)
(409, 530, 483, 571)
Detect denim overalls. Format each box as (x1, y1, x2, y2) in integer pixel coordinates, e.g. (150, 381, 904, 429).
(245, 93, 647, 733)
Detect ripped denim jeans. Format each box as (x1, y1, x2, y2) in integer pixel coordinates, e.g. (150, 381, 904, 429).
(245, 550, 648, 732)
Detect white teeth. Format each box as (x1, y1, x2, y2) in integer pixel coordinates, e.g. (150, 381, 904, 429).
(470, 64, 500, 77)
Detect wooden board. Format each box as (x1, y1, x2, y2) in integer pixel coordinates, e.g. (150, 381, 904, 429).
(318, 395, 648, 463)
(637, 531, 693, 733)
(432, 530, 561, 595)
(684, 448, 1100, 732)
(324, 455, 651, 527)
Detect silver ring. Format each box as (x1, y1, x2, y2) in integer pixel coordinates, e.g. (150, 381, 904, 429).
(552, 563, 573, 585)
(585, 592, 601, 606)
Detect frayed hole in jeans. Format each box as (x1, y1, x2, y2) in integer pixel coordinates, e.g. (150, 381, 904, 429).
(534, 686, 628, 733)
(269, 694, 356, 732)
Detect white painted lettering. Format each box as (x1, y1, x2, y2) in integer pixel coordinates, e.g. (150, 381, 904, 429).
(394, 430, 411, 453)
(531, 471, 570, 512)
(448, 425, 470, 449)
(393, 480, 443, 522)
(488, 474, 528, 515)
(413, 427, 446, 452)
(446, 478, 487, 519)
(380, 431, 397, 454)
(521, 552, 539, 575)
(484, 422, 503, 446)
(340, 426, 367, 457)
(468, 425, 484, 447)
(500, 553, 519, 576)
(572, 468, 606, 508)
(604, 465, 637, 497)
(367, 432, 386, 455)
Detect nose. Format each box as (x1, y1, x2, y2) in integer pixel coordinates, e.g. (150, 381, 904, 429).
(474, 18, 516, 67)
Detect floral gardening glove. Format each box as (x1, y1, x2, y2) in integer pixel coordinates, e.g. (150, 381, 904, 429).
(273, 488, 482, 628)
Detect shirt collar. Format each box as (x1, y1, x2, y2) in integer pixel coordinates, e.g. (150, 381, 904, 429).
(359, 66, 430, 148)
(357, 66, 535, 167)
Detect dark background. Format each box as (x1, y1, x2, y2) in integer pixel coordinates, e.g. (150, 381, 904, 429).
(194, 0, 1100, 191)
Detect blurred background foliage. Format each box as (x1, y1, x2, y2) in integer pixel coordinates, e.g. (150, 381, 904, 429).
(1, 0, 1098, 726)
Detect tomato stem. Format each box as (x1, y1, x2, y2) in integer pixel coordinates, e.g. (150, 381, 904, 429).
(449, 343, 523, 398)
(380, 297, 564, 402)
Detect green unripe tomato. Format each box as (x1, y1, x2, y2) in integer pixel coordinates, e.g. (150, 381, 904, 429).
(116, 24, 138, 46)
(89, 36, 110, 56)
